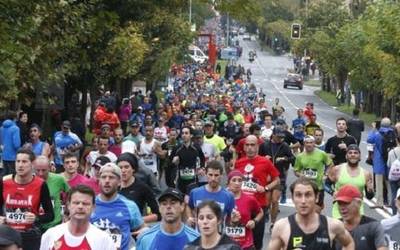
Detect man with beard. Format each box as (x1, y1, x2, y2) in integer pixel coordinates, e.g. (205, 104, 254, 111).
(325, 117, 357, 165)
(328, 144, 374, 219)
(90, 163, 146, 250)
(136, 188, 199, 250)
(108, 128, 124, 157)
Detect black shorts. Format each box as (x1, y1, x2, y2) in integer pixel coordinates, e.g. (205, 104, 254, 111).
(316, 190, 325, 207)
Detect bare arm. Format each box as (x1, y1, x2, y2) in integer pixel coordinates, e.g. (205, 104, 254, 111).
(330, 218, 355, 250)
(268, 219, 286, 250)
(328, 165, 339, 183)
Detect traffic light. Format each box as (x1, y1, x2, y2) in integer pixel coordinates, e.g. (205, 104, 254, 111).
(291, 23, 301, 39)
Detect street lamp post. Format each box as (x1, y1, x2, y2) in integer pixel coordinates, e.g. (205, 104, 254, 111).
(189, 0, 192, 24)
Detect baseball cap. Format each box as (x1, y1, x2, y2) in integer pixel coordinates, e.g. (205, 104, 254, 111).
(272, 127, 285, 137)
(204, 120, 214, 126)
(101, 123, 111, 130)
(334, 184, 362, 203)
(347, 144, 360, 153)
(93, 156, 111, 169)
(99, 162, 121, 179)
(158, 188, 184, 202)
(0, 224, 22, 247)
(130, 120, 140, 127)
(304, 135, 315, 142)
(193, 130, 204, 138)
(62, 120, 71, 129)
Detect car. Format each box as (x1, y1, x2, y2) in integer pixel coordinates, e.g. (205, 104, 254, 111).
(243, 33, 251, 41)
(283, 73, 304, 89)
(188, 45, 208, 64)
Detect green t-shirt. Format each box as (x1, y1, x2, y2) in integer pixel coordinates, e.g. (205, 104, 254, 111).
(41, 173, 70, 230)
(294, 149, 332, 190)
(204, 135, 226, 153)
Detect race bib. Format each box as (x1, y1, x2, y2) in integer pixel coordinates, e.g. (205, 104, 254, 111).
(180, 168, 195, 179)
(303, 168, 318, 179)
(6, 211, 26, 224)
(242, 180, 257, 192)
(143, 155, 154, 166)
(110, 233, 122, 249)
(225, 226, 246, 238)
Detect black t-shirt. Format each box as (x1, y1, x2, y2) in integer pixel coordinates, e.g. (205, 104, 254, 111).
(119, 179, 161, 220)
(346, 118, 364, 143)
(325, 135, 357, 165)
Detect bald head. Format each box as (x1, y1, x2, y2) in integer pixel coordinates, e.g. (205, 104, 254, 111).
(33, 155, 51, 180)
(244, 135, 259, 158)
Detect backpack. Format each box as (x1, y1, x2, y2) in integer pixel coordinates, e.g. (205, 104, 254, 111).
(380, 130, 397, 163)
(389, 150, 400, 181)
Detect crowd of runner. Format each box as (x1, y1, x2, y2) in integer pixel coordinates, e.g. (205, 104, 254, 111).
(1, 59, 400, 250)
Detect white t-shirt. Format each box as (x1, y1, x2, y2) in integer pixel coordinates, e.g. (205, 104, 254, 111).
(86, 150, 117, 165)
(139, 139, 158, 175)
(121, 140, 138, 154)
(40, 222, 115, 250)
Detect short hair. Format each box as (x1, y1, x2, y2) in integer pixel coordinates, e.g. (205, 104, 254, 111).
(181, 126, 193, 135)
(313, 128, 324, 136)
(117, 153, 139, 172)
(63, 152, 78, 162)
(249, 124, 261, 134)
(114, 128, 124, 136)
(290, 177, 319, 197)
(97, 136, 109, 143)
(34, 155, 51, 167)
(16, 148, 35, 162)
(263, 113, 273, 120)
(67, 185, 96, 205)
(352, 108, 360, 116)
(18, 111, 27, 119)
(381, 117, 391, 127)
(196, 200, 222, 222)
(205, 160, 223, 174)
(336, 117, 347, 125)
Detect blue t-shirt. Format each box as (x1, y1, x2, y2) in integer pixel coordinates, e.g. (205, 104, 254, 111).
(136, 223, 199, 250)
(292, 117, 306, 141)
(90, 194, 143, 250)
(188, 185, 235, 217)
(53, 131, 82, 165)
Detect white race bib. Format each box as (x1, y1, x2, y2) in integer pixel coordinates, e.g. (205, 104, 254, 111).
(389, 240, 400, 250)
(242, 180, 257, 192)
(143, 155, 154, 166)
(180, 168, 195, 179)
(225, 226, 246, 238)
(6, 211, 26, 224)
(109, 233, 122, 248)
(303, 168, 318, 179)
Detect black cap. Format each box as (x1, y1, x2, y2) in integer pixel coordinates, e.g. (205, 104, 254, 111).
(347, 144, 360, 153)
(130, 120, 140, 127)
(93, 156, 111, 168)
(272, 127, 286, 137)
(193, 129, 204, 138)
(62, 120, 71, 129)
(0, 225, 22, 247)
(275, 119, 286, 125)
(158, 188, 184, 202)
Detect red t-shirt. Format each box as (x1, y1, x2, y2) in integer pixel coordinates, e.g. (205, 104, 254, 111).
(234, 155, 279, 207)
(231, 193, 261, 248)
(67, 174, 100, 194)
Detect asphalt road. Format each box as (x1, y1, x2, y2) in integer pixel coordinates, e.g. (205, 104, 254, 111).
(236, 35, 389, 247)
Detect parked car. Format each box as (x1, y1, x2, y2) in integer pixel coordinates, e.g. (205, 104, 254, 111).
(283, 73, 303, 89)
(188, 45, 208, 63)
(243, 33, 251, 41)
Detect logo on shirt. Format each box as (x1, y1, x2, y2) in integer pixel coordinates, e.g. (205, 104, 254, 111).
(115, 212, 123, 217)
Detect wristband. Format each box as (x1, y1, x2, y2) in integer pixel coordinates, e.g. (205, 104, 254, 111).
(264, 186, 270, 192)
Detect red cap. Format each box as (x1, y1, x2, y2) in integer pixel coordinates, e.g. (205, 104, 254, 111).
(334, 184, 362, 203)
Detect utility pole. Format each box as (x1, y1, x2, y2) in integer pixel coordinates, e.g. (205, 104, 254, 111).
(189, 0, 192, 24)
(226, 12, 230, 47)
(305, 0, 309, 19)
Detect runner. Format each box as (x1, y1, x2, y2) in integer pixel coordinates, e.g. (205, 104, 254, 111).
(268, 177, 355, 250)
(334, 184, 387, 250)
(187, 160, 235, 228)
(227, 170, 263, 250)
(40, 185, 114, 250)
(171, 126, 205, 195)
(138, 125, 163, 178)
(294, 135, 333, 212)
(117, 153, 161, 223)
(325, 118, 357, 165)
(85, 136, 117, 176)
(2, 149, 54, 250)
(0, 224, 22, 250)
(304, 114, 321, 136)
(381, 189, 400, 249)
(90, 163, 146, 250)
(136, 188, 199, 250)
(184, 200, 241, 250)
(259, 127, 295, 228)
(328, 144, 374, 219)
(32, 155, 69, 232)
(234, 135, 280, 250)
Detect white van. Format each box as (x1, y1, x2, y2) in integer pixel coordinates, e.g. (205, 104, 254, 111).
(188, 45, 208, 63)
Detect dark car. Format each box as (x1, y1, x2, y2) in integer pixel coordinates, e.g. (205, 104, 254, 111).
(284, 73, 303, 90)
